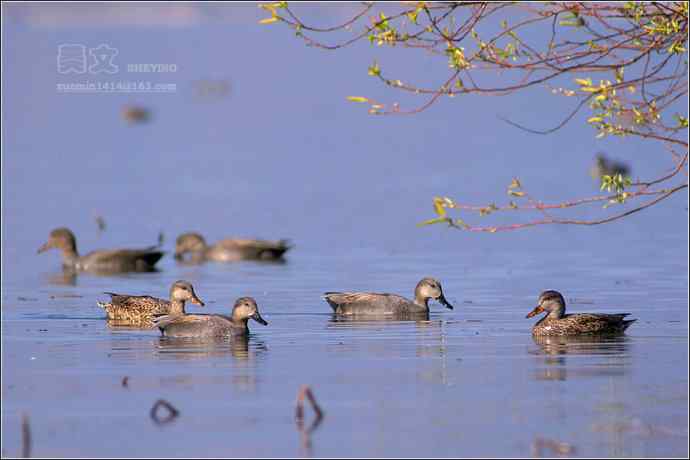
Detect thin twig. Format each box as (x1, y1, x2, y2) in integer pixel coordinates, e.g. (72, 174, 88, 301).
(295, 385, 324, 423)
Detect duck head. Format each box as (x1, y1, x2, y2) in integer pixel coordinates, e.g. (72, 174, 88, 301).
(174, 233, 207, 260)
(170, 280, 205, 306)
(232, 297, 268, 325)
(526, 290, 566, 319)
(37, 228, 78, 257)
(416, 277, 454, 310)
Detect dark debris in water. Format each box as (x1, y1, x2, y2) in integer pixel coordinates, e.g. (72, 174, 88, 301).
(121, 376, 129, 388)
(17, 297, 37, 302)
(150, 399, 179, 426)
(295, 385, 324, 423)
(295, 385, 324, 454)
(49, 294, 83, 299)
(531, 437, 574, 457)
(21, 413, 31, 458)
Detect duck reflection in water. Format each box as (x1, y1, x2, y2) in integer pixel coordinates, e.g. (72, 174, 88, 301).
(329, 311, 431, 324)
(46, 268, 78, 286)
(156, 334, 267, 362)
(531, 335, 631, 381)
(45, 265, 162, 287)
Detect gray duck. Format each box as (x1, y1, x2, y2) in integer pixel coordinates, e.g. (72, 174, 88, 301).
(174, 232, 291, 263)
(38, 227, 164, 272)
(324, 277, 454, 316)
(153, 296, 268, 338)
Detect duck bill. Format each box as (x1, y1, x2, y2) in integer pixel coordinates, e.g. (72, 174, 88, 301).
(37, 242, 51, 254)
(526, 305, 544, 318)
(438, 293, 454, 310)
(251, 311, 268, 326)
(191, 294, 205, 307)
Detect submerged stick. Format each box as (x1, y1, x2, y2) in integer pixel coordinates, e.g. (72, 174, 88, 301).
(21, 413, 31, 458)
(295, 386, 325, 455)
(150, 399, 179, 426)
(295, 385, 324, 423)
(531, 437, 575, 457)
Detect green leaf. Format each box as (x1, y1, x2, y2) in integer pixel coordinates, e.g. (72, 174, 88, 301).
(418, 217, 448, 227)
(347, 96, 369, 103)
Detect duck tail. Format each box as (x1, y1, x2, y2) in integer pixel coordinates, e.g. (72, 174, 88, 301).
(323, 292, 341, 312)
(621, 318, 637, 331)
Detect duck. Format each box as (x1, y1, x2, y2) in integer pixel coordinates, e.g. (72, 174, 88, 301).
(98, 280, 204, 325)
(174, 232, 291, 263)
(38, 227, 164, 272)
(324, 277, 454, 316)
(153, 296, 268, 338)
(526, 290, 636, 336)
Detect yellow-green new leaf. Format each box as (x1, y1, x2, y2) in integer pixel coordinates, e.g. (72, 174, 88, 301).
(418, 217, 448, 227)
(433, 197, 447, 217)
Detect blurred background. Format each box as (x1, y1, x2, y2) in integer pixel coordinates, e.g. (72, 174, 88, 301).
(3, 2, 687, 271)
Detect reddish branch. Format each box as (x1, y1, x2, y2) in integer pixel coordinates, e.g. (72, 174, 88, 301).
(264, 2, 688, 231)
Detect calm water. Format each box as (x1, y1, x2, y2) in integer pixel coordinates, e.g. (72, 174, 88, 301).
(2, 4, 689, 458)
(2, 242, 688, 457)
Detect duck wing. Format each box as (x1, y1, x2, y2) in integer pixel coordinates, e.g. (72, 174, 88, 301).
(102, 293, 168, 312)
(153, 314, 233, 337)
(80, 248, 164, 272)
(323, 292, 412, 315)
(563, 313, 636, 334)
(214, 238, 292, 260)
(98, 293, 169, 321)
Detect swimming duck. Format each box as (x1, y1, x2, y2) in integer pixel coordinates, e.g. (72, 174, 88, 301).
(98, 280, 204, 325)
(526, 290, 636, 336)
(153, 296, 268, 338)
(38, 227, 164, 272)
(324, 277, 454, 316)
(174, 232, 291, 263)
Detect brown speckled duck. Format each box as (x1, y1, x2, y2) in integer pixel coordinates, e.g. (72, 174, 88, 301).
(38, 227, 164, 272)
(526, 290, 636, 336)
(153, 296, 268, 338)
(174, 232, 291, 263)
(324, 277, 454, 316)
(98, 280, 204, 325)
